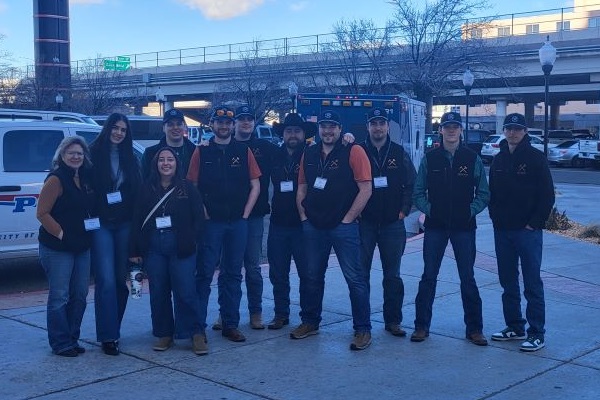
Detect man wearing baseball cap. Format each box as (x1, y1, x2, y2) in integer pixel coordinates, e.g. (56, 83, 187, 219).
(294, 109, 374, 351)
(359, 107, 417, 338)
(141, 108, 196, 179)
(187, 105, 262, 349)
(411, 111, 490, 346)
(489, 113, 555, 352)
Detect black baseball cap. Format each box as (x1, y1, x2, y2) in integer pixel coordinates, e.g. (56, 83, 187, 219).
(503, 113, 527, 129)
(367, 107, 389, 122)
(439, 111, 462, 127)
(318, 110, 342, 126)
(235, 105, 255, 119)
(163, 108, 185, 124)
(210, 106, 235, 121)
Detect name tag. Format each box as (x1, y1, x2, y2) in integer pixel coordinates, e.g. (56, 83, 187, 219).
(374, 176, 388, 188)
(84, 218, 101, 231)
(280, 180, 293, 192)
(106, 191, 122, 204)
(313, 177, 327, 190)
(156, 216, 172, 229)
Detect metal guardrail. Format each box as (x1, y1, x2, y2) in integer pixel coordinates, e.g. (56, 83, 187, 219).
(12, 3, 600, 77)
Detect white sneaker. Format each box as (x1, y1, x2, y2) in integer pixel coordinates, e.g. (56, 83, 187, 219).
(520, 336, 545, 352)
(491, 327, 527, 341)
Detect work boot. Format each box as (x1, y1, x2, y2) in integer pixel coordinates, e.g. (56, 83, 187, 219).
(222, 328, 246, 342)
(153, 336, 174, 351)
(250, 313, 265, 330)
(350, 331, 372, 351)
(290, 323, 319, 339)
(192, 334, 208, 355)
(212, 315, 222, 331)
(267, 316, 290, 330)
(385, 324, 407, 337)
(410, 329, 429, 342)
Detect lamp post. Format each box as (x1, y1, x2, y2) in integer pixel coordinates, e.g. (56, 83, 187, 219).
(155, 88, 166, 115)
(539, 35, 557, 157)
(462, 68, 474, 145)
(55, 93, 63, 111)
(288, 82, 298, 113)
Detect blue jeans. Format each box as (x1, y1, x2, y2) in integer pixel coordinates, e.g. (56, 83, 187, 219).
(197, 219, 247, 330)
(242, 216, 264, 315)
(301, 220, 371, 332)
(414, 228, 483, 335)
(39, 244, 90, 354)
(494, 228, 545, 337)
(91, 221, 130, 342)
(359, 219, 407, 326)
(267, 223, 307, 319)
(145, 230, 201, 339)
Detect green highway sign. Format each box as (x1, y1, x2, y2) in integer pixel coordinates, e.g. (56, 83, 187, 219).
(103, 57, 131, 71)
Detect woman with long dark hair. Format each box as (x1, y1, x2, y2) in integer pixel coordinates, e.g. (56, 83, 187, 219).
(129, 147, 206, 355)
(37, 136, 96, 357)
(89, 113, 141, 356)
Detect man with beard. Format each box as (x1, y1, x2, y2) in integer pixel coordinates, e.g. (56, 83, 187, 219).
(187, 106, 261, 351)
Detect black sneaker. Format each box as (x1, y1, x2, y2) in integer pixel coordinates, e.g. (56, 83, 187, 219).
(56, 348, 78, 357)
(102, 341, 120, 356)
(520, 336, 545, 352)
(491, 327, 527, 341)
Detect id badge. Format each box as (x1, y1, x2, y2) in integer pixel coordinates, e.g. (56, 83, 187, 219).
(106, 191, 122, 204)
(155, 216, 172, 229)
(280, 180, 293, 192)
(84, 217, 100, 231)
(313, 177, 327, 190)
(374, 176, 388, 188)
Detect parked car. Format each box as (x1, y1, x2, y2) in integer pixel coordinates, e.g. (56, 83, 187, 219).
(256, 124, 281, 146)
(546, 129, 574, 144)
(480, 134, 556, 163)
(547, 140, 584, 167)
(464, 129, 492, 154)
(0, 120, 101, 259)
(0, 108, 98, 125)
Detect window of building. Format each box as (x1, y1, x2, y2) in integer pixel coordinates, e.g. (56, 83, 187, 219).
(526, 24, 540, 34)
(469, 28, 482, 39)
(589, 17, 600, 28)
(497, 26, 511, 37)
(556, 21, 571, 31)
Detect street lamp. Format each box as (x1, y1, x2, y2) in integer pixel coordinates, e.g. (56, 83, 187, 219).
(55, 93, 63, 111)
(288, 82, 298, 113)
(539, 35, 557, 157)
(462, 68, 474, 145)
(155, 88, 166, 115)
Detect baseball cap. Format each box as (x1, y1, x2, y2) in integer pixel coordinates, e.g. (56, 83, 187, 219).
(210, 106, 235, 121)
(163, 108, 185, 124)
(235, 105, 255, 119)
(503, 113, 527, 129)
(317, 110, 342, 126)
(440, 111, 462, 127)
(367, 107, 389, 122)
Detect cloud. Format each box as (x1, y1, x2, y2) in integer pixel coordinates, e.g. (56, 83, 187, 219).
(289, 1, 308, 12)
(70, 0, 105, 4)
(176, 0, 265, 20)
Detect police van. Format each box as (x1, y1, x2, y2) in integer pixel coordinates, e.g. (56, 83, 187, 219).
(0, 121, 103, 259)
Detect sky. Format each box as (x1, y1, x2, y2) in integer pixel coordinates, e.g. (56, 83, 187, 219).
(0, 0, 574, 68)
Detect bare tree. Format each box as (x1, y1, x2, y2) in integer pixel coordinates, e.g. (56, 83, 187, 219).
(389, 0, 515, 131)
(306, 19, 396, 94)
(213, 42, 295, 122)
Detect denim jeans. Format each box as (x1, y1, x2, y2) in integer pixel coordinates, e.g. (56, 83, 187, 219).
(301, 220, 371, 332)
(39, 244, 90, 354)
(267, 223, 307, 319)
(241, 216, 264, 315)
(414, 228, 483, 335)
(91, 221, 130, 342)
(197, 219, 247, 330)
(359, 219, 407, 326)
(494, 228, 545, 337)
(145, 230, 201, 339)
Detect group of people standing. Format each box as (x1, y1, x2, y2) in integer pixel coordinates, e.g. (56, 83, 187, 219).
(36, 103, 554, 358)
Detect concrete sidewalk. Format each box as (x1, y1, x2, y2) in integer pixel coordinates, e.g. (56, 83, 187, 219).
(1, 213, 600, 399)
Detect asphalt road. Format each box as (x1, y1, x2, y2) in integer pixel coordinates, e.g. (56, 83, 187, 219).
(1, 166, 598, 296)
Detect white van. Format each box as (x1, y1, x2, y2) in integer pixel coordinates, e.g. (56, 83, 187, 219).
(0, 121, 102, 259)
(0, 108, 99, 125)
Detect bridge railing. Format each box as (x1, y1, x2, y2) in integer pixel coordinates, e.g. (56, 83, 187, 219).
(16, 3, 600, 75)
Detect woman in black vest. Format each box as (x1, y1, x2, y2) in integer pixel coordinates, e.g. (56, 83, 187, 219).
(129, 148, 206, 355)
(89, 113, 141, 356)
(37, 136, 96, 357)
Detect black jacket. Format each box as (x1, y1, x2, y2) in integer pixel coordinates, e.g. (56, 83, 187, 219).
(141, 137, 196, 180)
(129, 180, 203, 259)
(489, 137, 555, 230)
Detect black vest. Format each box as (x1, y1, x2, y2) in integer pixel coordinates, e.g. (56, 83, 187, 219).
(38, 165, 95, 253)
(360, 138, 409, 225)
(424, 146, 477, 231)
(237, 137, 275, 217)
(302, 141, 358, 229)
(270, 146, 303, 227)
(197, 140, 250, 221)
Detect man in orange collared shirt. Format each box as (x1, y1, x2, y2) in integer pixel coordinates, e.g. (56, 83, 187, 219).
(293, 110, 373, 351)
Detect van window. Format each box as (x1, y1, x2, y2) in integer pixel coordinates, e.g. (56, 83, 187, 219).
(0, 114, 43, 121)
(75, 130, 99, 145)
(53, 116, 84, 123)
(3, 129, 63, 172)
